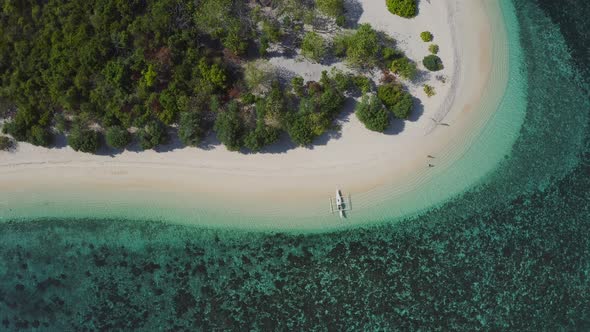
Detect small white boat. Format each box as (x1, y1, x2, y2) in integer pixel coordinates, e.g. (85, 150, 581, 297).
(335, 189, 345, 218)
(330, 189, 352, 219)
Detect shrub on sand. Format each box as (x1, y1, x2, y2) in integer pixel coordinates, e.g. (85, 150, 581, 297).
(420, 31, 433, 42)
(429, 44, 439, 54)
(424, 84, 436, 97)
(356, 95, 390, 132)
(301, 31, 326, 62)
(386, 0, 417, 18)
(423, 54, 444, 71)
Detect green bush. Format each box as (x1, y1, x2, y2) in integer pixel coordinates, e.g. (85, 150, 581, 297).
(356, 95, 390, 132)
(242, 93, 257, 105)
(301, 32, 326, 62)
(291, 76, 305, 97)
(429, 44, 439, 54)
(0, 135, 14, 151)
(244, 125, 280, 152)
(30, 125, 52, 147)
(420, 31, 433, 42)
(214, 102, 243, 151)
(105, 126, 131, 149)
(318, 85, 346, 117)
(261, 19, 281, 43)
(335, 15, 346, 27)
(377, 83, 413, 119)
(346, 24, 380, 67)
(178, 112, 206, 147)
(386, 0, 417, 18)
(424, 84, 436, 97)
(68, 126, 100, 154)
(331, 69, 354, 93)
(138, 120, 169, 150)
(390, 57, 417, 80)
(288, 115, 315, 146)
(2, 108, 52, 147)
(423, 55, 444, 71)
(316, 0, 345, 19)
(382, 47, 404, 63)
(352, 75, 373, 94)
(332, 33, 351, 57)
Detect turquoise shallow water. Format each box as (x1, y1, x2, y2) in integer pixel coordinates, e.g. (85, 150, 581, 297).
(0, 0, 589, 330)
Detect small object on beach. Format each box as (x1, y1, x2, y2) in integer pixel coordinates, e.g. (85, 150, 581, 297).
(427, 155, 435, 158)
(330, 189, 352, 219)
(430, 117, 450, 127)
(428, 163, 435, 168)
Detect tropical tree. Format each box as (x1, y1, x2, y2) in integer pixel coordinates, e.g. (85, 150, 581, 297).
(178, 111, 206, 147)
(138, 120, 169, 150)
(214, 102, 243, 151)
(386, 0, 418, 18)
(423, 55, 444, 71)
(105, 126, 132, 149)
(377, 83, 413, 119)
(356, 95, 390, 132)
(68, 125, 100, 154)
(301, 32, 327, 62)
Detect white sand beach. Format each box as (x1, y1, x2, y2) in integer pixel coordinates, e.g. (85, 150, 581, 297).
(0, 0, 514, 230)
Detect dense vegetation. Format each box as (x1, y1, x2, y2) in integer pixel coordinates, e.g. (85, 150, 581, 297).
(377, 83, 413, 119)
(355, 95, 390, 132)
(105, 126, 132, 150)
(0, 0, 423, 154)
(0, 135, 13, 151)
(386, 0, 418, 18)
(316, 0, 346, 24)
(390, 57, 417, 80)
(301, 32, 327, 62)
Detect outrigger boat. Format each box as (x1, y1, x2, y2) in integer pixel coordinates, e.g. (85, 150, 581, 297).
(330, 189, 352, 219)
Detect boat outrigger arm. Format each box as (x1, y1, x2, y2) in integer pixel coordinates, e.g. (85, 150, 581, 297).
(330, 189, 352, 218)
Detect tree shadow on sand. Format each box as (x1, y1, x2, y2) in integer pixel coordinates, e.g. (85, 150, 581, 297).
(344, 0, 364, 28)
(408, 96, 425, 122)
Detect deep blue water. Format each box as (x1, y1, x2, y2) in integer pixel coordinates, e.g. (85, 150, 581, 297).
(1, 0, 589, 330)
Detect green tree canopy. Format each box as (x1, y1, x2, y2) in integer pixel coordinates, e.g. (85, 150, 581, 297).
(214, 102, 243, 151)
(391, 57, 418, 80)
(68, 125, 100, 154)
(138, 120, 169, 150)
(0, 135, 14, 151)
(178, 111, 206, 147)
(377, 83, 413, 119)
(301, 32, 327, 62)
(288, 115, 315, 147)
(316, 0, 345, 19)
(345, 24, 381, 67)
(105, 126, 131, 149)
(386, 0, 418, 18)
(423, 55, 444, 71)
(420, 31, 434, 42)
(355, 95, 390, 132)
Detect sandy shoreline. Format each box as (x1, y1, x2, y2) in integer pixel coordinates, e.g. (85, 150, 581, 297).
(0, 0, 511, 229)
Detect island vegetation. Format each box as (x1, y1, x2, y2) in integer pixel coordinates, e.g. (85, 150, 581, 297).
(0, 0, 433, 154)
(420, 31, 434, 42)
(386, 0, 418, 18)
(0, 135, 13, 151)
(423, 55, 445, 71)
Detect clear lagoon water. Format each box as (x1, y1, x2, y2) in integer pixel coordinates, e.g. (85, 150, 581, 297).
(1, 0, 589, 330)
